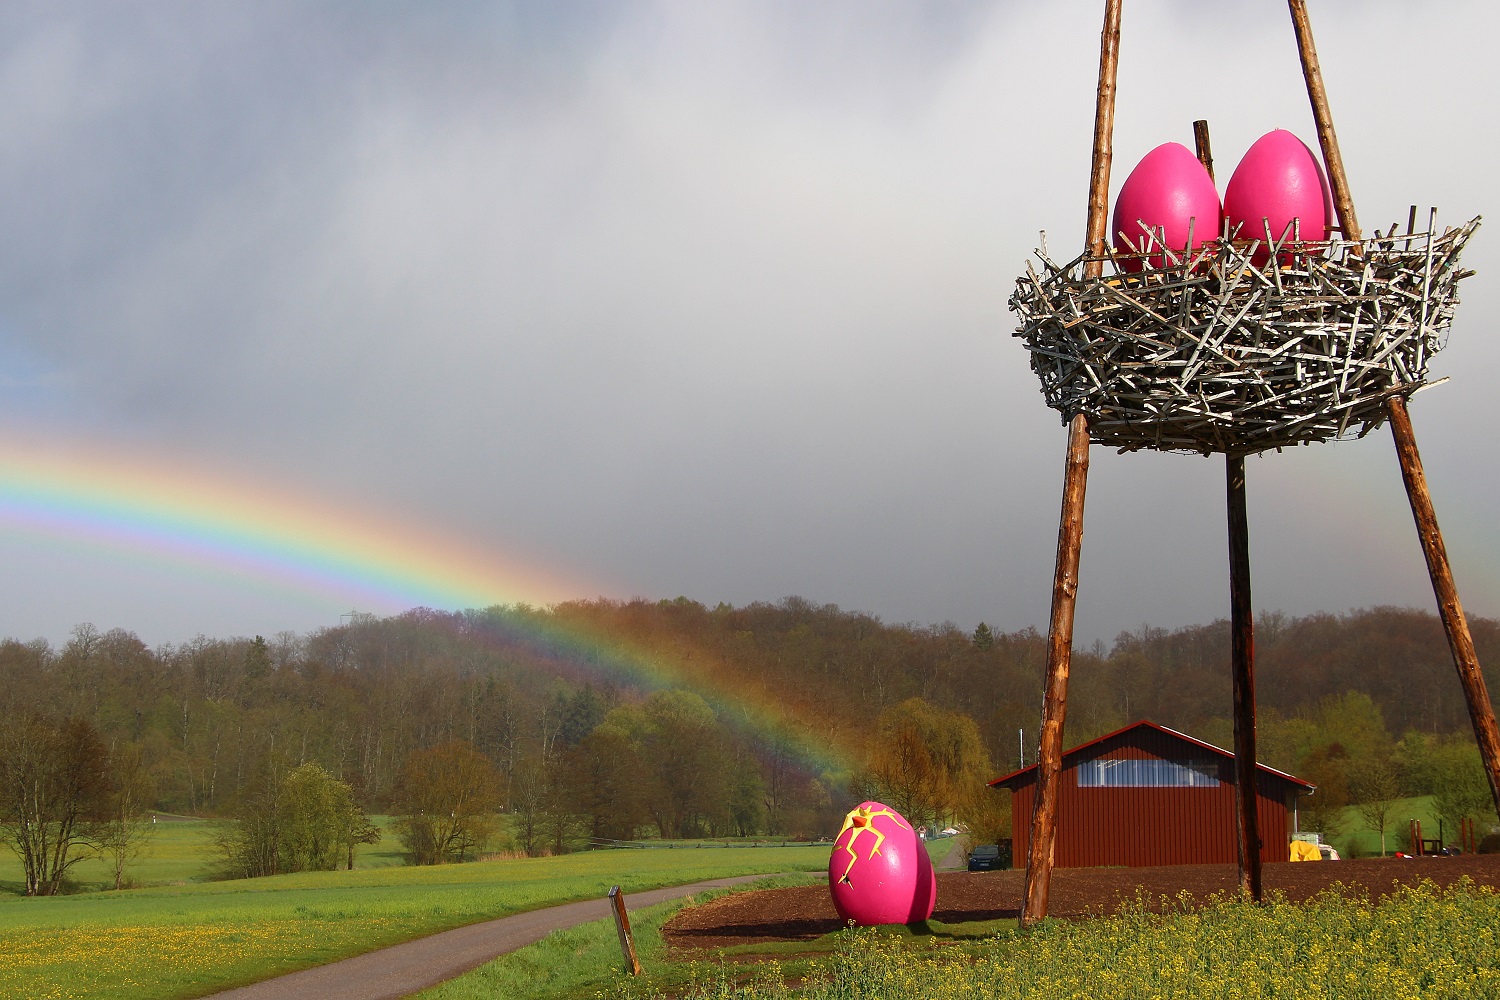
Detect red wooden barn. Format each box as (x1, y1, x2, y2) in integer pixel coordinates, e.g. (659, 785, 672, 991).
(990, 721, 1315, 868)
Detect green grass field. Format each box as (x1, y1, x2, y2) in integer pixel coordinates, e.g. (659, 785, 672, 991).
(0, 815, 409, 895)
(0, 840, 828, 1000)
(1331, 795, 1442, 857)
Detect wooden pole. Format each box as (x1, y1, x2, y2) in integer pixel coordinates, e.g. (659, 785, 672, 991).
(1287, 0, 1500, 821)
(1082, 0, 1122, 275)
(1195, 117, 1263, 901)
(1191, 120, 1214, 184)
(1020, 0, 1119, 929)
(1022, 412, 1091, 925)
(608, 885, 643, 976)
(1226, 455, 1262, 899)
(1388, 397, 1500, 816)
(1287, 0, 1356, 241)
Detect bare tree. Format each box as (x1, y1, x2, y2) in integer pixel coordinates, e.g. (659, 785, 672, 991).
(0, 715, 112, 895)
(100, 742, 156, 890)
(1350, 754, 1399, 857)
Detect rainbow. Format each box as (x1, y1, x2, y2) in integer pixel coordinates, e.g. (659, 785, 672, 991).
(0, 431, 861, 775)
(452, 601, 861, 776)
(0, 431, 583, 614)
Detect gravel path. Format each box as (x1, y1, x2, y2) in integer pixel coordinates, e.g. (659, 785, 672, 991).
(210, 875, 784, 1000)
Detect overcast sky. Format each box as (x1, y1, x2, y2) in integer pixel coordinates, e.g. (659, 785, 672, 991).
(0, 1, 1495, 650)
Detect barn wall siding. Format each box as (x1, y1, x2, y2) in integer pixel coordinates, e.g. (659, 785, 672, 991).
(1001, 723, 1304, 869)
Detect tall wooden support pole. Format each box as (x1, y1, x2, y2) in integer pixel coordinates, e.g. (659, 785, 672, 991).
(1227, 456, 1262, 899)
(1081, 1, 1122, 272)
(1288, 0, 1500, 819)
(1287, 0, 1356, 241)
(1388, 398, 1500, 815)
(1020, 0, 1119, 929)
(1195, 118, 1264, 901)
(1022, 413, 1091, 926)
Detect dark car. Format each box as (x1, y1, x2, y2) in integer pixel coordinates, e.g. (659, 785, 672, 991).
(967, 844, 1004, 871)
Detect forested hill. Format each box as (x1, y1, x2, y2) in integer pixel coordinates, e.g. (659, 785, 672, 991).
(2, 599, 1495, 840)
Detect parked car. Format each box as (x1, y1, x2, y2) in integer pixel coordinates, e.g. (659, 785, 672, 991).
(968, 844, 1004, 871)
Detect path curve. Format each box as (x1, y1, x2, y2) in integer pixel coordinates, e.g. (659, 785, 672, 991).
(210, 874, 785, 1000)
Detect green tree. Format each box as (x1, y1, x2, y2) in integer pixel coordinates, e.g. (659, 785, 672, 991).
(217, 761, 374, 878)
(973, 623, 995, 651)
(1349, 752, 1399, 856)
(863, 697, 992, 831)
(1430, 738, 1499, 836)
(393, 740, 501, 864)
(564, 724, 648, 843)
(640, 691, 732, 838)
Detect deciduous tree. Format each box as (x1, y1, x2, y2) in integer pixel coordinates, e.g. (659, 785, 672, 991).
(0, 715, 112, 895)
(393, 740, 501, 864)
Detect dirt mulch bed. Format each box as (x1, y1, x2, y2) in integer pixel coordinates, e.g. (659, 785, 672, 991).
(664, 856, 1500, 953)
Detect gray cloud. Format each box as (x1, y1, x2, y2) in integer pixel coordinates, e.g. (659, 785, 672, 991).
(0, 1, 1495, 647)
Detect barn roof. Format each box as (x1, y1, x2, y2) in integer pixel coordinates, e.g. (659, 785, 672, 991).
(987, 719, 1314, 790)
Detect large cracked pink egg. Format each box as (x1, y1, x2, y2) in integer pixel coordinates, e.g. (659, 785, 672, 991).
(1111, 142, 1221, 272)
(909, 837, 936, 922)
(1223, 129, 1332, 263)
(828, 801, 926, 926)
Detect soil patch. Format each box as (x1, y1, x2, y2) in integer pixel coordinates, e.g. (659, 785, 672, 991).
(663, 855, 1500, 952)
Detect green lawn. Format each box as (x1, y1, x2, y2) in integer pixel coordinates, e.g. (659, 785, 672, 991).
(0, 844, 828, 999)
(0, 815, 408, 894)
(1331, 795, 1441, 857)
(420, 839, 969, 1000)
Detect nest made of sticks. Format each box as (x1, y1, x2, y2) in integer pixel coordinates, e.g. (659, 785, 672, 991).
(1009, 214, 1480, 455)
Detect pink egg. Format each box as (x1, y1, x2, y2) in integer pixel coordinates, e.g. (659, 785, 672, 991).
(908, 838, 936, 922)
(1111, 142, 1221, 272)
(1223, 129, 1332, 263)
(828, 801, 924, 926)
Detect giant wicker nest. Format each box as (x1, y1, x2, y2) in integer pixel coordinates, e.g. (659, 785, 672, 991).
(1009, 215, 1480, 455)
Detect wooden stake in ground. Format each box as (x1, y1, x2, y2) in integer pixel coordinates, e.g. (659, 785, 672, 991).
(1021, 2, 1120, 929)
(1287, 0, 1500, 820)
(608, 886, 643, 976)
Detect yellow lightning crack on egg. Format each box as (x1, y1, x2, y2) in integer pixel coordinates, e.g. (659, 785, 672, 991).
(834, 804, 911, 885)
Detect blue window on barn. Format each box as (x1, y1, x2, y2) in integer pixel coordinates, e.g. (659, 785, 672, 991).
(1075, 757, 1222, 787)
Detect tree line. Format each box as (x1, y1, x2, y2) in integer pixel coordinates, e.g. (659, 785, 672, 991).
(2, 600, 1497, 891)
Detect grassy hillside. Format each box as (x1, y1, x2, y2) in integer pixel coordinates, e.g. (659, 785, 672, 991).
(1333, 795, 1443, 858)
(0, 845, 827, 999)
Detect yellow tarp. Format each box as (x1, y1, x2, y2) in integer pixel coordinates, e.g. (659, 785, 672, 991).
(1289, 839, 1322, 862)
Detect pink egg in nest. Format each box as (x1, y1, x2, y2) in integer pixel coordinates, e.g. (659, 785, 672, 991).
(1223, 129, 1333, 264)
(828, 801, 928, 926)
(1111, 141, 1221, 272)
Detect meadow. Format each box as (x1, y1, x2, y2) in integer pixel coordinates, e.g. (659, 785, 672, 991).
(0, 836, 828, 1000)
(423, 877, 1500, 1000)
(0, 816, 409, 895)
(1333, 795, 1444, 857)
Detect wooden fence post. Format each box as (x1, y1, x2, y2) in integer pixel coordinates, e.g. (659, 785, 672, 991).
(608, 885, 643, 976)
